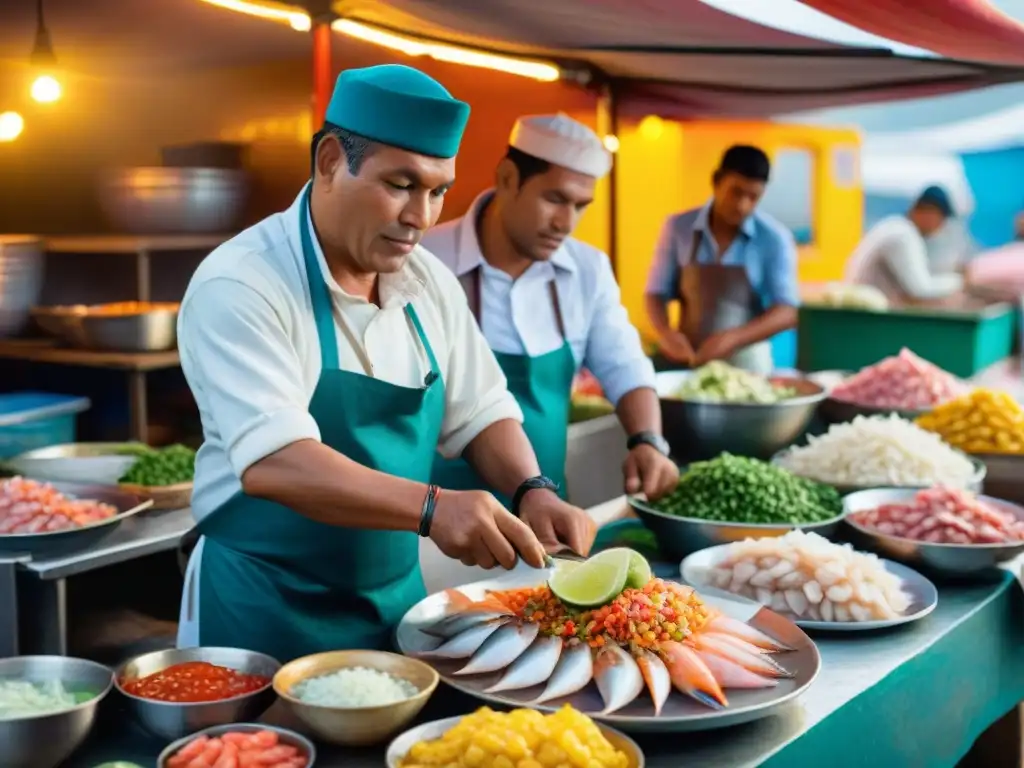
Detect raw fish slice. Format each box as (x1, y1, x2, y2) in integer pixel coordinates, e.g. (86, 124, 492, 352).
(532, 642, 593, 704)
(693, 648, 779, 689)
(421, 591, 513, 638)
(705, 614, 793, 651)
(635, 649, 671, 716)
(593, 644, 645, 714)
(417, 618, 509, 659)
(661, 641, 728, 708)
(455, 622, 539, 675)
(421, 611, 507, 639)
(690, 632, 794, 679)
(485, 635, 563, 693)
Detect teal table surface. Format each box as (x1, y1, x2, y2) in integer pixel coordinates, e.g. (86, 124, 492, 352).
(67, 522, 1024, 768)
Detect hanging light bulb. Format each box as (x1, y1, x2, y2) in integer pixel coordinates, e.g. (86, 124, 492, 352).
(29, 0, 62, 103)
(0, 112, 25, 142)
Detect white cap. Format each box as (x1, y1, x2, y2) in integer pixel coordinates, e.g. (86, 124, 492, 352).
(508, 113, 612, 178)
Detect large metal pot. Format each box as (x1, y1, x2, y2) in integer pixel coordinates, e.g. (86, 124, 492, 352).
(97, 167, 249, 234)
(0, 235, 45, 338)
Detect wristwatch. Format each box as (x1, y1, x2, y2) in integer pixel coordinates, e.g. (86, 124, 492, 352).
(627, 431, 671, 457)
(511, 475, 560, 517)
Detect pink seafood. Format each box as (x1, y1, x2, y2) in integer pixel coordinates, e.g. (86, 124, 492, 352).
(851, 486, 1024, 544)
(831, 348, 965, 410)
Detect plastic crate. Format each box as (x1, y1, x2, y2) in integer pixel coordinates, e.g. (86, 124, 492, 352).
(797, 302, 1017, 378)
(0, 393, 91, 460)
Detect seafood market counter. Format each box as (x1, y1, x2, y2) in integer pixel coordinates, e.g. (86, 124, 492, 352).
(66, 539, 1024, 768)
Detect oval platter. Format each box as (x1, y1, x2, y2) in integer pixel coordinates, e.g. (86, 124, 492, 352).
(394, 568, 821, 733)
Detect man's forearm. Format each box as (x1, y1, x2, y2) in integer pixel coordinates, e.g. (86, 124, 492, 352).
(644, 294, 676, 339)
(241, 439, 425, 530)
(615, 387, 662, 436)
(462, 419, 542, 498)
(731, 304, 797, 348)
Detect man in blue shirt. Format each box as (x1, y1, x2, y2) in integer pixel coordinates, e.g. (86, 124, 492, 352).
(644, 145, 799, 374)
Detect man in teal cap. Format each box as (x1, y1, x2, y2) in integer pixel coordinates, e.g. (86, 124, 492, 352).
(174, 65, 594, 661)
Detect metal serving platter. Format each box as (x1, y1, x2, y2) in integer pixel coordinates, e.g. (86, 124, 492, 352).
(395, 569, 821, 734)
(843, 487, 1024, 577)
(626, 492, 846, 561)
(0, 481, 153, 557)
(680, 544, 938, 632)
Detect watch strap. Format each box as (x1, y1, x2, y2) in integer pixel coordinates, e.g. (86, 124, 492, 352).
(627, 431, 670, 456)
(511, 475, 559, 517)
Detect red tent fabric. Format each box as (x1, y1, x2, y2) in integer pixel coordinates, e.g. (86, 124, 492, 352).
(797, 0, 1024, 66)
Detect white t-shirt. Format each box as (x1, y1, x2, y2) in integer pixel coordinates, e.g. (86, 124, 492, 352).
(178, 186, 523, 522)
(844, 215, 963, 302)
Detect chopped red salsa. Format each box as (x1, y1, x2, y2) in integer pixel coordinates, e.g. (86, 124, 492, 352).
(120, 661, 271, 703)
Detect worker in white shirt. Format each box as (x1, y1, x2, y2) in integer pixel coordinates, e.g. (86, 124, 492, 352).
(845, 186, 964, 304)
(422, 114, 679, 507)
(174, 66, 592, 662)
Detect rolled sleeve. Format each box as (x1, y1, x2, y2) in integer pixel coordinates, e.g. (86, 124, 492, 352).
(437, 286, 524, 459)
(764, 229, 801, 307)
(179, 278, 321, 477)
(645, 217, 681, 298)
(884, 234, 963, 300)
(585, 254, 657, 405)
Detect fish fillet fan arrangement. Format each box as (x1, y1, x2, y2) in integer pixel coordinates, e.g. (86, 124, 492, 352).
(413, 579, 794, 714)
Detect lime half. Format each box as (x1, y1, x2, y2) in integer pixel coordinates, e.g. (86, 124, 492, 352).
(548, 549, 631, 607)
(623, 549, 653, 589)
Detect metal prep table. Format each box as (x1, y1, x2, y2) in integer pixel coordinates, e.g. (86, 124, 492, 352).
(0, 507, 193, 658)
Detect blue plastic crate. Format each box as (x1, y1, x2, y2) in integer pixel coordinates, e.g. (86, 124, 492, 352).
(0, 392, 91, 460)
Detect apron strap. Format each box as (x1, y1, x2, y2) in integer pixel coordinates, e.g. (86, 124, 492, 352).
(405, 304, 442, 386)
(459, 266, 566, 340)
(298, 184, 341, 371)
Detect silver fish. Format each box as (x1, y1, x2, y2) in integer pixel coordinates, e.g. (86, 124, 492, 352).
(693, 632, 793, 678)
(706, 614, 793, 652)
(418, 618, 509, 659)
(421, 610, 506, 639)
(635, 649, 671, 716)
(594, 644, 645, 714)
(485, 635, 563, 693)
(454, 621, 539, 676)
(532, 642, 594, 704)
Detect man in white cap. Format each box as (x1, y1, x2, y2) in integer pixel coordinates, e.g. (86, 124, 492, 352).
(422, 113, 679, 508)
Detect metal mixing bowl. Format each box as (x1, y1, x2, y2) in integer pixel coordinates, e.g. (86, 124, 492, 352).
(157, 722, 316, 768)
(818, 397, 929, 425)
(7, 442, 140, 485)
(115, 647, 280, 741)
(31, 305, 179, 352)
(97, 167, 248, 234)
(0, 655, 114, 768)
(770, 448, 987, 495)
(0, 236, 45, 339)
(273, 650, 439, 747)
(628, 495, 845, 561)
(843, 487, 1024, 576)
(657, 371, 827, 460)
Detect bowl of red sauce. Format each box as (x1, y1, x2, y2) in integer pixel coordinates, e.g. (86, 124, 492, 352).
(114, 647, 281, 740)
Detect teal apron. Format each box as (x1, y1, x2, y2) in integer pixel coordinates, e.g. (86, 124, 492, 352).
(196, 185, 445, 661)
(430, 267, 576, 508)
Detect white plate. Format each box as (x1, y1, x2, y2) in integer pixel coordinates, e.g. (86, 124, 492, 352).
(394, 569, 821, 733)
(680, 544, 938, 632)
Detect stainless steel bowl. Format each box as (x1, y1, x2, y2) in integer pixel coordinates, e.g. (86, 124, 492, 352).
(0, 236, 45, 339)
(656, 371, 827, 460)
(97, 167, 248, 234)
(818, 397, 929, 425)
(843, 487, 1024, 576)
(31, 305, 179, 352)
(0, 655, 114, 768)
(156, 722, 316, 768)
(770, 448, 987, 496)
(7, 442, 141, 485)
(114, 647, 281, 740)
(627, 495, 846, 561)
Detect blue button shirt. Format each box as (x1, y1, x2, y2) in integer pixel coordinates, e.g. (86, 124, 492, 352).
(422, 190, 656, 406)
(645, 203, 800, 311)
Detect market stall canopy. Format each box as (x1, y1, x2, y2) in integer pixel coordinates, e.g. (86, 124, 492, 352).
(330, 0, 1024, 116)
(795, 0, 1024, 66)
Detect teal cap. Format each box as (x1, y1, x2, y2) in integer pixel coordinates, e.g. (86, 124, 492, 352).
(325, 64, 470, 159)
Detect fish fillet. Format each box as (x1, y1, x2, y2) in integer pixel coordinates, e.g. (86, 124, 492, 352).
(661, 641, 728, 708)
(532, 642, 593, 704)
(593, 644, 645, 714)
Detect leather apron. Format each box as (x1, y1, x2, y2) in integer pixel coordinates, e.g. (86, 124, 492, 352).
(179, 184, 446, 661)
(430, 267, 576, 508)
(679, 230, 773, 375)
